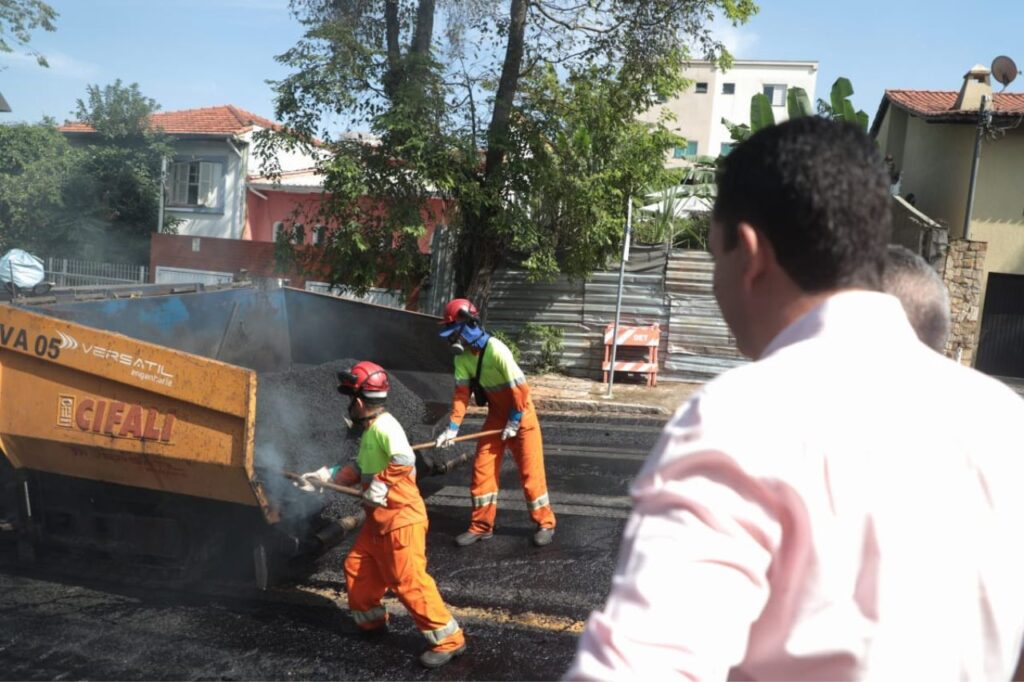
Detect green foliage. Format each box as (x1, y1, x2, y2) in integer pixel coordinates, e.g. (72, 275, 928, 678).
(634, 155, 714, 248)
(818, 77, 869, 132)
(490, 329, 520, 364)
(787, 87, 813, 119)
(0, 122, 86, 255)
(502, 63, 685, 282)
(749, 92, 775, 132)
(0, 0, 57, 67)
(517, 323, 563, 374)
(71, 80, 173, 263)
(262, 0, 757, 301)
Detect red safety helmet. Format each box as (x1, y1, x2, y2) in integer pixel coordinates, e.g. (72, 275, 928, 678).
(440, 298, 479, 326)
(337, 361, 389, 400)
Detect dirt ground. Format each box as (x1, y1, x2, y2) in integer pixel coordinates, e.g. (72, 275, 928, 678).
(527, 373, 702, 415)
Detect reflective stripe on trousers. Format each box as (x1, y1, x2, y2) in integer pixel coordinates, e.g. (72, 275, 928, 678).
(472, 492, 498, 508)
(422, 618, 460, 645)
(527, 492, 550, 510)
(351, 605, 387, 625)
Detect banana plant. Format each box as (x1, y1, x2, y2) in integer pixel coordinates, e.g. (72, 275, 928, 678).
(819, 77, 869, 132)
(723, 85, 813, 144)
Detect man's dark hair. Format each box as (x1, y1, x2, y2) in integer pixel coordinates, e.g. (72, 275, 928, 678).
(882, 245, 950, 352)
(714, 117, 891, 292)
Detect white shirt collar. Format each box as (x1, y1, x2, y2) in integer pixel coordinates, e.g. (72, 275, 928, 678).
(761, 290, 916, 359)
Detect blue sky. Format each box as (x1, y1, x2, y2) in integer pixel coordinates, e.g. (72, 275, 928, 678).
(1, 0, 1022, 127)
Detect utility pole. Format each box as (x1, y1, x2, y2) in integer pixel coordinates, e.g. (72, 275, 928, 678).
(606, 197, 632, 399)
(963, 95, 990, 240)
(157, 157, 168, 234)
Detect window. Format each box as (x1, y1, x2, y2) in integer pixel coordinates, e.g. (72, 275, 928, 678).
(673, 141, 699, 158)
(720, 142, 734, 156)
(763, 84, 787, 107)
(292, 223, 305, 244)
(272, 221, 284, 242)
(314, 225, 327, 245)
(168, 158, 225, 211)
(722, 82, 735, 95)
(695, 82, 708, 94)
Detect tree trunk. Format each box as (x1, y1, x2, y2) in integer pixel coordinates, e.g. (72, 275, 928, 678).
(456, 0, 528, 307)
(483, 0, 527, 184)
(411, 0, 435, 56)
(383, 0, 401, 98)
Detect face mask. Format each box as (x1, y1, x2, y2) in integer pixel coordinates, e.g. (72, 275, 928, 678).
(448, 334, 466, 355)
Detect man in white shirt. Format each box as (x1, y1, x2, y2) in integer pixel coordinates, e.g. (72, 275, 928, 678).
(568, 117, 1024, 680)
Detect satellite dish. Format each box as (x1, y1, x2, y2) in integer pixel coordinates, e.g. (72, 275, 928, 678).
(991, 55, 1019, 89)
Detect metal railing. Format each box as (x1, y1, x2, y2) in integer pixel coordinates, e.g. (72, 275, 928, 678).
(44, 257, 149, 287)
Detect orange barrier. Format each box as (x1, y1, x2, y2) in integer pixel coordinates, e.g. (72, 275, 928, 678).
(602, 324, 660, 387)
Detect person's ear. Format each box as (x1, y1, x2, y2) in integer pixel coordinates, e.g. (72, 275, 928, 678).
(737, 222, 770, 289)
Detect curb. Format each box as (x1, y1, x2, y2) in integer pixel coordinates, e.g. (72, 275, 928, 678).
(533, 397, 669, 416)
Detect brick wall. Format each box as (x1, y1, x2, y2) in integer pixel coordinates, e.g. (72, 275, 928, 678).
(150, 234, 308, 287)
(940, 238, 986, 365)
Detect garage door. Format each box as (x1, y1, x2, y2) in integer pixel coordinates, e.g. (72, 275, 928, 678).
(975, 272, 1024, 379)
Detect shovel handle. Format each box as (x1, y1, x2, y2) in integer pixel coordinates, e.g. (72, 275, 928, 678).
(282, 470, 363, 498)
(411, 429, 503, 451)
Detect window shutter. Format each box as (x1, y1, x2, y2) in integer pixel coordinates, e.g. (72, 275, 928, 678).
(199, 162, 223, 208)
(172, 163, 189, 204)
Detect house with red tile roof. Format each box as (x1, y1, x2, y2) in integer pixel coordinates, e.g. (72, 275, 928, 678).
(871, 65, 1024, 377)
(60, 104, 325, 243)
(60, 106, 446, 304)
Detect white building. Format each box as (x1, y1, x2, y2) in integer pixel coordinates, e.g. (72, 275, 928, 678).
(641, 60, 819, 167)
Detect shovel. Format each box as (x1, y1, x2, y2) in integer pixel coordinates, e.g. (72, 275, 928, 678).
(411, 428, 503, 475)
(284, 429, 504, 494)
(409, 429, 502, 451)
(282, 470, 363, 498)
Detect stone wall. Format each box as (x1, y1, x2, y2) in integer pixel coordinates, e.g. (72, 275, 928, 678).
(939, 239, 986, 365)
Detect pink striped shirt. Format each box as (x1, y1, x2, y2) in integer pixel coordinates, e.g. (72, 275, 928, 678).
(568, 291, 1024, 680)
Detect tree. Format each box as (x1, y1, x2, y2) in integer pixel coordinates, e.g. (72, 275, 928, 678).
(261, 0, 757, 303)
(0, 0, 57, 67)
(0, 120, 89, 255)
(71, 80, 174, 263)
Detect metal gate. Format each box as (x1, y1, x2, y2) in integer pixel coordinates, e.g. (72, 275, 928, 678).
(975, 272, 1024, 379)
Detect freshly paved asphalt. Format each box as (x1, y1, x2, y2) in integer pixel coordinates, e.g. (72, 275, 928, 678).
(0, 413, 667, 681)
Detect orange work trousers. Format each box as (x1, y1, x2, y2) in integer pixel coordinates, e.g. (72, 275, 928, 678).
(344, 520, 464, 653)
(468, 420, 556, 534)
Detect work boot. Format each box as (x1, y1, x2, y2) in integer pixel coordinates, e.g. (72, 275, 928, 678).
(359, 623, 389, 638)
(454, 530, 493, 547)
(532, 526, 555, 547)
(419, 644, 467, 669)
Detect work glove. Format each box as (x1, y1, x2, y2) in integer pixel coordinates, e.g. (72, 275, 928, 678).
(435, 421, 459, 449)
(362, 478, 389, 508)
(294, 466, 332, 493)
(501, 416, 521, 441)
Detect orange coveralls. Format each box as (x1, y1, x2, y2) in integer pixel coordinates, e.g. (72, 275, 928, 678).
(333, 411, 464, 654)
(449, 337, 556, 534)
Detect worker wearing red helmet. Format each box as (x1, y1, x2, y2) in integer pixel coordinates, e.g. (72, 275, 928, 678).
(436, 298, 557, 547)
(296, 360, 466, 669)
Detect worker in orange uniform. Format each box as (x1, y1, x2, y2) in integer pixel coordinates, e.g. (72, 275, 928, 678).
(435, 298, 556, 547)
(296, 361, 466, 669)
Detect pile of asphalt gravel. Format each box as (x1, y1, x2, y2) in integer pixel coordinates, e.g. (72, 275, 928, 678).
(253, 359, 443, 524)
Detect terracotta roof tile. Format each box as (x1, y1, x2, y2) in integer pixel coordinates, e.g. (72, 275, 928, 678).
(59, 104, 282, 136)
(885, 89, 1024, 117)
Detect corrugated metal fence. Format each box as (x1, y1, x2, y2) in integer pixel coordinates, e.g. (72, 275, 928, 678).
(485, 250, 745, 382)
(664, 250, 746, 379)
(487, 270, 670, 379)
